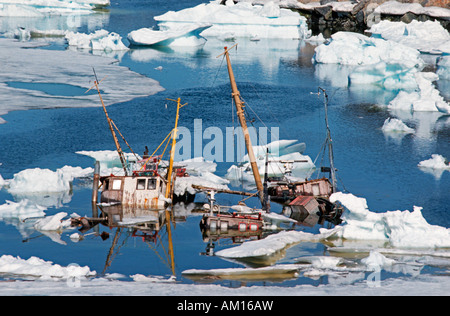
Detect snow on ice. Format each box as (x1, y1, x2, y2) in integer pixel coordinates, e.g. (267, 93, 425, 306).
(368, 20, 450, 55)
(0, 0, 100, 17)
(153, 0, 311, 40)
(329, 192, 450, 248)
(127, 24, 211, 47)
(381, 117, 414, 134)
(418, 154, 450, 179)
(313, 26, 450, 113)
(225, 139, 314, 186)
(7, 166, 93, 194)
(0, 38, 163, 123)
(0, 255, 96, 279)
(65, 29, 129, 51)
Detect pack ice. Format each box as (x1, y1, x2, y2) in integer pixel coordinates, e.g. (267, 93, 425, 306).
(0, 0, 108, 17)
(313, 25, 450, 113)
(0, 38, 163, 124)
(151, 0, 310, 40)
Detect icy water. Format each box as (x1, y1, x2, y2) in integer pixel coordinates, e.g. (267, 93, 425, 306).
(0, 0, 449, 289)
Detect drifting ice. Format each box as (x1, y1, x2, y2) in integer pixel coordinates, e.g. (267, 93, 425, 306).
(387, 72, 450, 113)
(127, 24, 211, 47)
(381, 117, 414, 134)
(369, 20, 450, 55)
(418, 154, 450, 171)
(7, 166, 93, 194)
(314, 31, 423, 89)
(0, 255, 96, 279)
(0, 0, 103, 17)
(66, 30, 129, 51)
(329, 192, 450, 248)
(154, 0, 311, 39)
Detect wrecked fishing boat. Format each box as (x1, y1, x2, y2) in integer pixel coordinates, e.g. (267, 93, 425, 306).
(199, 47, 343, 235)
(89, 73, 192, 209)
(268, 88, 343, 224)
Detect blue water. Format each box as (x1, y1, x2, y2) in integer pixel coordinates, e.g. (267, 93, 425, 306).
(0, 0, 449, 287)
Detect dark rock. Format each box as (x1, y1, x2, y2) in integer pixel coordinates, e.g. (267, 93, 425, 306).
(315, 5, 333, 20)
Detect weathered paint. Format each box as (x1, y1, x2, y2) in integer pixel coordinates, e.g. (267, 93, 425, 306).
(100, 175, 167, 209)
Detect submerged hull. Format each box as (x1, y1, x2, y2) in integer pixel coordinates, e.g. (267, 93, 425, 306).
(199, 212, 264, 233)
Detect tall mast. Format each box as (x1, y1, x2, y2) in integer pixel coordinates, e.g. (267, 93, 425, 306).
(221, 45, 264, 204)
(91, 70, 128, 176)
(165, 97, 187, 199)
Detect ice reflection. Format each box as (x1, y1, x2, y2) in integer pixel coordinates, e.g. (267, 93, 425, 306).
(0, 12, 110, 36)
(128, 37, 302, 79)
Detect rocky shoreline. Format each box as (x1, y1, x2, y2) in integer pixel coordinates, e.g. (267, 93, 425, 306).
(243, 0, 450, 35)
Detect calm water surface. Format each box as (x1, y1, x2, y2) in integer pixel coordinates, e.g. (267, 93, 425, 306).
(0, 0, 448, 287)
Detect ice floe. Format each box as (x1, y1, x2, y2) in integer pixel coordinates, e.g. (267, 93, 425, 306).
(314, 31, 422, 67)
(127, 24, 211, 47)
(387, 72, 450, 113)
(33, 211, 72, 231)
(0, 255, 96, 280)
(381, 117, 414, 134)
(0, 0, 98, 17)
(373, 0, 450, 19)
(6, 166, 93, 194)
(154, 0, 311, 40)
(418, 154, 450, 179)
(65, 29, 129, 51)
(368, 20, 450, 55)
(0, 38, 163, 123)
(314, 31, 423, 89)
(329, 192, 450, 248)
(418, 154, 450, 171)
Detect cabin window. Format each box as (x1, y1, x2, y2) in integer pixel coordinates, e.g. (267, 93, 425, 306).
(112, 179, 122, 190)
(147, 178, 157, 190)
(137, 179, 146, 190)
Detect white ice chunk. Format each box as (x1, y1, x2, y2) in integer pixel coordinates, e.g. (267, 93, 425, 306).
(154, 1, 311, 39)
(373, 1, 450, 19)
(34, 212, 72, 231)
(173, 175, 229, 196)
(0, 38, 163, 123)
(66, 29, 129, 51)
(381, 117, 414, 134)
(7, 166, 93, 194)
(361, 251, 395, 270)
(0, 0, 97, 17)
(418, 154, 450, 170)
(369, 20, 450, 55)
(388, 72, 450, 113)
(215, 229, 337, 259)
(127, 24, 210, 47)
(314, 31, 423, 67)
(329, 192, 450, 248)
(0, 255, 96, 279)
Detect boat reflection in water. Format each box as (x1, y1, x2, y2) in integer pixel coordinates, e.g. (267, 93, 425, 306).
(75, 203, 178, 277)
